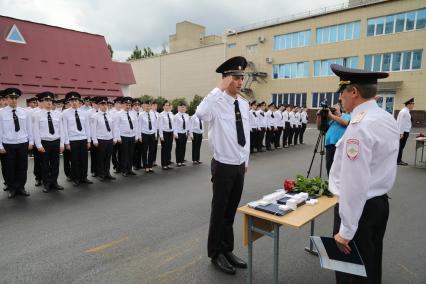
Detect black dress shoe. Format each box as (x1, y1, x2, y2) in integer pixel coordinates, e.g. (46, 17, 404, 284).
(105, 174, 116, 180)
(73, 180, 80, 187)
(42, 185, 50, 193)
(211, 253, 236, 275)
(162, 166, 169, 170)
(129, 171, 136, 175)
(397, 161, 408, 166)
(66, 176, 73, 182)
(224, 252, 247, 268)
(148, 169, 154, 173)
(177, 163, 182, 167)
(122, 173, 128, 177)
(19, 190, 30, 197)
(152, 163, 158, 167)
(35, 180, 42, 187)
(81, 178, 93, 184)
(3, 186, 8, 191)
(8, 191, 16, 199)
(114, 169, 121, 174)
(51, 184, 64, 190)
(167, 166, 173, 170)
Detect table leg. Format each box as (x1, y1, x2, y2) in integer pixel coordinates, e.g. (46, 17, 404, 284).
(273, 223, 279, 284)
(414, 141, 418, 167)
(304, 220, 318, 255)
(248, 215, 253, 284)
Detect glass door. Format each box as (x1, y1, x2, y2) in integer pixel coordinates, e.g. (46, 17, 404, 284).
(376, 95, 395, 115)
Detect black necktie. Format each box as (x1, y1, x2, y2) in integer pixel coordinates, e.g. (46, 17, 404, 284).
(182, 114, 186, 130)
(260, 112, 264, 117)
(127, 112, 133, 130)
(271, 112, 275, 118)
(234, 100, 246, 147)
(167, 113, 172, 129)
(148, 112, 152, 130)
(75, 110, 82, 131)
(306, 114, 308, 121)
(253, 112, 257, 117)
(47, 111, 55, 135)
(199, 117, 202, 130)
(104, 113, 111, 132)
(12, 109, 20, 132)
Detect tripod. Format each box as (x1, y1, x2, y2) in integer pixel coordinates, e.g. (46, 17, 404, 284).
(304, 129, 326, 255)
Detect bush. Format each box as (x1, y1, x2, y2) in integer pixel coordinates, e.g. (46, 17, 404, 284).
(154, 96, 167, 113)
(188, 94, 203, 116)
(171, 97, 187, 114)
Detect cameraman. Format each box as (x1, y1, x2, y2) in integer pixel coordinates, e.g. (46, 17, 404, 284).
(316, 103, 351, 175)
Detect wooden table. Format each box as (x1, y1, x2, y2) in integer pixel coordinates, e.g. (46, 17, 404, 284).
(238, 196, 337, 284)
(414, 137, 426, 169)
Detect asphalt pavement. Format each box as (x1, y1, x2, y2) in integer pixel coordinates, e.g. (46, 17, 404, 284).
(0, 126, 425, 284)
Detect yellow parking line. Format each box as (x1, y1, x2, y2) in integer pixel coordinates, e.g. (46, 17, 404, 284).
(85, 236, 128, 253)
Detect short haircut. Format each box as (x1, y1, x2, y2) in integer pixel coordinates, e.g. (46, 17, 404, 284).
(347, 84, 377, 99)
(163, 100, 170, 106)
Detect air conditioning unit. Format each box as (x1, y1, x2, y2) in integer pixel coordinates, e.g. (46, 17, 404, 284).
(258, 36, 265, 43)
(266, 57, 273, 64)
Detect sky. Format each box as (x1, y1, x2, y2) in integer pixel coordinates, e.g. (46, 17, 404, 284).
(0, 0, 348, 61)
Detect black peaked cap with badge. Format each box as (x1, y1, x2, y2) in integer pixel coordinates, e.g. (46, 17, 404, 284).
(404, 97, 414, 105)
(4, 88, 22, 98)
(330, 64, 389, 93)
(65, 91, 81, 101)
(216, 56, 247, 76)
(122, 97, 133, 104)
(37, 91, 55, 101)
(96, 96, 108, 104)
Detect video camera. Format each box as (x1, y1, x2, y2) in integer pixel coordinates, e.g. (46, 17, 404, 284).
(318, 100, 336, 132)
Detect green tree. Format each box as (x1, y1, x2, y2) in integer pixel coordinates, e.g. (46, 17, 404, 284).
(171, 97, 187, 114)
(139, 94, 154, 103)
(107, 43, 114, 58)
(142, 47, 155, 58)
(127, 45, 142, 61)
(188, 94, 203, 115)
(154, 96, 167, 113)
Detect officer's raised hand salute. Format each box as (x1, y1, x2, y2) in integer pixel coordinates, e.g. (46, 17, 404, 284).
(196, 56, 250, 275)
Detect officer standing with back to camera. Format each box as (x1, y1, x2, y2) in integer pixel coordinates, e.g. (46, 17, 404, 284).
(0, 88, 33, 198)
(196, 56, 250, 275)
(328, 64, 399, 284)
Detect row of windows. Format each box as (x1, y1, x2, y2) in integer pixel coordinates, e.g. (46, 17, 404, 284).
(271, 93, 307, 107)
(314, 56, 358, 77)
(367, 8, 426, 36)
(273, 30, 311, 50)
(312, 92, 341, 108)
(316, 21, 361, 45)
(364, 49, 423, 72)
(272, 62, 309, 79)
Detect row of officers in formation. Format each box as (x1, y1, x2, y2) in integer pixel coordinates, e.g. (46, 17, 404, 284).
(0, 87, 305, 199)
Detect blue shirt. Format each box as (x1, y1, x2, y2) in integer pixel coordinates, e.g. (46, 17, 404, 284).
(325, 113, 351, 146)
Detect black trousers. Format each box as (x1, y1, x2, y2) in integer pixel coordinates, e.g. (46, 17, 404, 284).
(208, 159, 245, 258)
(294, 126, 301, 145)
(300, 123, 307, 143)
(120, 136, 135, 174)
(1, 154, 7, 186)
(161, 131, 174, 167)
(142, 133, 156, 168)
(397, 131, 409, 162)
(33, 148, 43, 181)
(192, 133, 203, 162)
(325, 144, 336, 176)
(283, 122, 291, 146)
(133, 140, 143, 168)
(90, 141, 97, 175)
(70, 139, 88, 182)
(153, 130, 159, 164)
(288, 126, 294, 146)
(175, 133, 187, 164)
(333, 195, 389, 284)
(250, 129, 257, 153)
(2, 142, 28, 193)
(112, 143, 120, 171)
(63, 148, 71, 178)
(265, 128, 274, 149)
(275, 127, 283, 148)
(40, 139, 60, 187)
(96, 139, 113, 178)
(257, 128, 266, 150)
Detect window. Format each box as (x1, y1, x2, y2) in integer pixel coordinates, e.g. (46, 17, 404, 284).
(365, 50, 423, 72)
(5, 24, 26, 44)
(312, 93, 318, 108)
(272, 94, 277, 104)
(272, 61, 310, 79)
(275, 93, 306, 107)
(368, 8, 426, 36)
(289, 93, 295, 105)
(273, 30, 311, 50)
(246, 44, 258, 54)
(227, 43, 236, 48)
(314, 57, 358, 77)
(316, 21, 360, 44)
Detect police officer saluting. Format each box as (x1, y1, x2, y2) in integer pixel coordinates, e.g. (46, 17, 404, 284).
(329, 64, 399, 283)
(33, 91, 65, 192)
(196, 56, 250, 275)
(0, 88, 33, 198)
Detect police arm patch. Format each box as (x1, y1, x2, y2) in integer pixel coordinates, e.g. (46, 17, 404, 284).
(346, 138, 360, 160)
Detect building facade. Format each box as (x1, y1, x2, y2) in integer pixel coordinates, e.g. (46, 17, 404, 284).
(225, 0, 425, 125)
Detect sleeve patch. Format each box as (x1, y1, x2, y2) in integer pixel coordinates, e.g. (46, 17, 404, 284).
(346, 138, 360, 160)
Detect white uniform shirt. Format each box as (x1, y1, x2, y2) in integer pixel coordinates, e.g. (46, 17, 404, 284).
(62, 107, 91, 144)
(301, 111, 308, 124)
(256, 110, 267, 128)
(294, 112, 301, 127)
(0, 106, 33, 149)
(139, 110, 157, 135)
(173, 112, 190, 135)
(91, 111, 115, 143)
(189, 115, 204, 135)
(158, 111, 174, 138)
(114, 110, 139, 139)
(396, 106, 412, 134)
(266, 110, 276, 129)
(274, 110, 283, 128)
(33, 109, 64, 148)
(196, 87, 250, 166)
(288, 111, 296, 127)
(329, 99, 399, 240)
(249, 109, 259, 130)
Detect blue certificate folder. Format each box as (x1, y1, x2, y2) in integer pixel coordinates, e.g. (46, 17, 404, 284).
(254, 204, 291, 216)
(310, 236, 367, 277)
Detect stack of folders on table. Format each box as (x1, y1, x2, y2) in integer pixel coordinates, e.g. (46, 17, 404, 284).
(310, 236, 367, 277)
